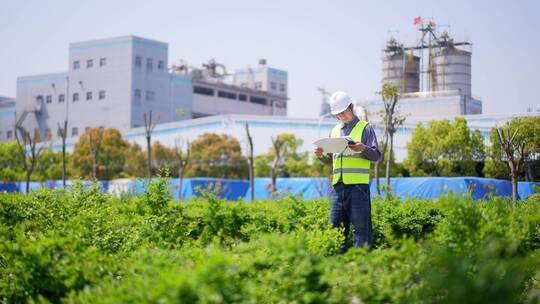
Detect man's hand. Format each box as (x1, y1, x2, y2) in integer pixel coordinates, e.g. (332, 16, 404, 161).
(348, 142, 366, 153)
(314, 147, 324, 159)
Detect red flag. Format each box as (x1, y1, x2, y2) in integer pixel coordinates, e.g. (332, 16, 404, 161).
(414, 16, 422, 25)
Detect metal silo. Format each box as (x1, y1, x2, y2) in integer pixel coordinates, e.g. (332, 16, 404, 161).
(431, 48, 472, 96)
(382, 38, 420, 94)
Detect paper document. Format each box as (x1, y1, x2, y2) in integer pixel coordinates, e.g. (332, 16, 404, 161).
(313, 136, 354, 154)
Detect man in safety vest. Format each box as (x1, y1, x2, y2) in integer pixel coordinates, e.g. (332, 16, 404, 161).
(314, 91, 380, 252)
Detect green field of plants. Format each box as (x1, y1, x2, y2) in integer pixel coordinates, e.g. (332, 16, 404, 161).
(1, 178, 539, 303)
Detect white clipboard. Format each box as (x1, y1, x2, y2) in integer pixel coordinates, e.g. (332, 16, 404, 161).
(313, 136, 354, 154)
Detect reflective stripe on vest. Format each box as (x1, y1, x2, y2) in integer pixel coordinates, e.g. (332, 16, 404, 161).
(331, 120, 371, 185)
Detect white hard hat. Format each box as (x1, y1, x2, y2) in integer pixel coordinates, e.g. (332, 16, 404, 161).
(329, 91, 353, 115)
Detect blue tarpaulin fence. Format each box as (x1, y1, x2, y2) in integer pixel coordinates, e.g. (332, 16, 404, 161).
(1, 177, 538, 201)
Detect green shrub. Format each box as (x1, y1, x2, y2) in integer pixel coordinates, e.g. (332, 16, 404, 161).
(0, 188, 538, 303)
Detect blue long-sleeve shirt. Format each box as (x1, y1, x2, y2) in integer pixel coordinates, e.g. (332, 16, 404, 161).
(320, 116, 381, 163)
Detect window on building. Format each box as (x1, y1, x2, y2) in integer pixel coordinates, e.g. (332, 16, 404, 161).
(72, 127, 78, 137)
(146, 58, 153, 70)
(86, 92, 92, 100)
(7, 130, 13, 140)
(279, 83, 286, 92)
(46, 95, 52, 104)
(59, 94, 65, 103)
(36, 95, 44, 103)
(193, 86, 214, 96)
(145, 90, 155, 101)
(275, 101, 286, 108)
(158, 60, 164, 70)
(87, 59, 93, 68)
(99, 91, 105, 100)
(73, 61, 80, 70)
(218, 90, 237, 100)
(255, 82, 262, 90)
(270, 82, 277, 90)
(134, 89, 141, 104)
(135, 56, 142, 68)
(238, 94, 247, 101)
(100, 58, 106, 67)
(249, 96, 267, 105)
(73, 93, 79, 102)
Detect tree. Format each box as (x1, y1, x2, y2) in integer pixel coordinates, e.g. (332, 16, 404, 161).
(100, 128, 130, 179)
(186, 133, 247, 179)
(403, 118, 485, 177)
(151, 141, 177, 175)
(374, 133, 388, 195)
(495, 127, 525, 202)
(0, 141, 23, 181)
(378, 83, 406, 195)
(270, 136, 287, 199)
(57, 121, 68, 187)
(88, 129, 103, 180)
(485, 116, 540, 182)
(143, 111, 160, 179)
(254, 133, 308, 177)
(15, 127, 45, 193)
(173, 138, 190, 197)
(72, 128, 129, 180)
(122, 142, 146, 178)
(371, 141, 405, 179)
(245, 124, 254, 201)
(35, 149, 64, 182)
(253, 133, 308, 198)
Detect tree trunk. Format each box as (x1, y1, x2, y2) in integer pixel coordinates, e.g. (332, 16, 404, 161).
(511, 173, 518, 203)
(375, 135, 388, 196)
(62, 143, 66, 186)
(25, 171, 30, 194)
(245, 123, 254, 202)
(271, 168, 277, 199)
(146, 136, 152, 179)
(60, 121, 67, 187)
(92, 153, 98, 181)
(385, 133, 394, 195)
(178, 167, 184, 200)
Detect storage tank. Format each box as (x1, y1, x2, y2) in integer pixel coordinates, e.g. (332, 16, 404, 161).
(382, 52, 420, 93)
(431, 48, 471, 96)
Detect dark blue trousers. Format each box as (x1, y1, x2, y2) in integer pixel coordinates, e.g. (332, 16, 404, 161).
(330, 182, 372, 252)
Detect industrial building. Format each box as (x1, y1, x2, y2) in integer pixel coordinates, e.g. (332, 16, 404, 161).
(368, 20, 482, 118)
(0, 96, 16, 141)
(2, 24, 538, 167)
(9, 36, 287, 142)
(318, 19, 482, 119)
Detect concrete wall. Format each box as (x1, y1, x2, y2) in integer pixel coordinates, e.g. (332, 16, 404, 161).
(68, 36, 134, 133)
(130, 37, 170, 128)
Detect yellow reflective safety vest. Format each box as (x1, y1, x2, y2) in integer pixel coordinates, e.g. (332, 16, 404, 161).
(331, 120, 371, 185)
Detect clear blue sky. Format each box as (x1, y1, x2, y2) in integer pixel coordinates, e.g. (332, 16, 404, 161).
(1, 0, 539, 118)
